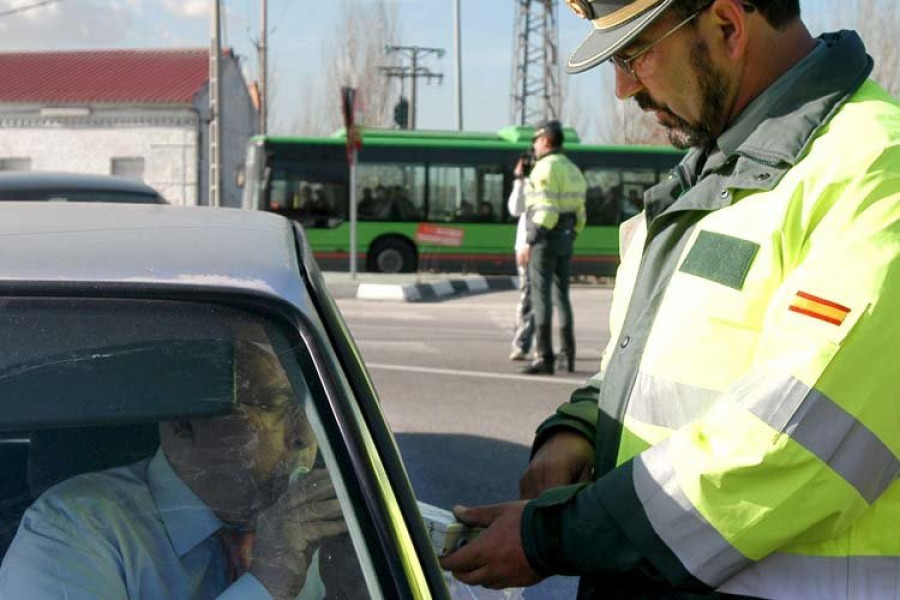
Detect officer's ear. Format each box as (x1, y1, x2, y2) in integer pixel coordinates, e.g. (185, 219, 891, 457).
(707, 0, 750, 61)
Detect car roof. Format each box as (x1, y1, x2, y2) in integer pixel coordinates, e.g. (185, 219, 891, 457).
(0, 203, 309, 310)
(0, 171, 161, 194)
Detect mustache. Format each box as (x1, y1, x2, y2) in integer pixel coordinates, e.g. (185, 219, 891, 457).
(634, 91, 666, 113)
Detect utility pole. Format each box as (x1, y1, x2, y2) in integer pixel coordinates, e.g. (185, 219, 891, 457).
(258, 0, 267, 135)
(510, 0, 560, 126)
(209, 0, 222, 207)
(453, 0, 463, 130)
(381, 46, 444, 130)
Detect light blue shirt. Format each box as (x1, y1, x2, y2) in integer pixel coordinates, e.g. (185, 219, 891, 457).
(0, 449, 325, 600)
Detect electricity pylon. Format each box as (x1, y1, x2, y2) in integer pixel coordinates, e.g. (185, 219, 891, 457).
(510, 0, 561, 126)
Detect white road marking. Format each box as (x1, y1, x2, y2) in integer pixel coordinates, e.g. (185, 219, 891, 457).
(355, 341, 440, 354)
(366, 362, 587, 385)
(337, 310, 435, 321)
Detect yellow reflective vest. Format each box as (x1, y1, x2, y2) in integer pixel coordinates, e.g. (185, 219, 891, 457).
(523, 32, 900, 600)
(524, 151, 587, 236)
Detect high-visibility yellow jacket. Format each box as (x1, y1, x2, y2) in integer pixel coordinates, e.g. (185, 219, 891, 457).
(524, 151, 587, 242)
(522, 32, 900, 600)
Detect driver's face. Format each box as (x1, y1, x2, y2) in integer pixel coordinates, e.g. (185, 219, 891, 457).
(188, 342, 317, 519)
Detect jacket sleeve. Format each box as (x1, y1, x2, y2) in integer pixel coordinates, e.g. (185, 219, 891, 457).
(522, 156, 900, 589)
(507, 179, 526, 217)
(531, 372, 601, 457)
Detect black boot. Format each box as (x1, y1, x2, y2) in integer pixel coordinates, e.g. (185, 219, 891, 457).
(558, 326, 575, 373)
(519, 325, 554, 375)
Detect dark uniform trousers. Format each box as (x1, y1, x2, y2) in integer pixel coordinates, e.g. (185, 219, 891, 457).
(529, 212, 577, 363)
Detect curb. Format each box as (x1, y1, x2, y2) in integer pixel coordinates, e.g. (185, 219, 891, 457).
(356, 276, 519, 302)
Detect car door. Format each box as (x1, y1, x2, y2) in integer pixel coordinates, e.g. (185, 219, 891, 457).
(0, 261, 450, 599)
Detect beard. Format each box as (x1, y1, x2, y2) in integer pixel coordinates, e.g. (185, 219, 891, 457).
(634, 38, 729, 149)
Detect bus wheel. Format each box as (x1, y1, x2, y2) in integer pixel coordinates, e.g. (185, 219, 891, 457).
(369, 238, 417, 273)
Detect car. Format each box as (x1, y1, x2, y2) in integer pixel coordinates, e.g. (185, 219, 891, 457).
(0, 171, 166, 203)
(0, 203, 493, 599)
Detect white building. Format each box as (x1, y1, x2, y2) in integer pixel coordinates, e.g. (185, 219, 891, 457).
(0, 48, 258, 207)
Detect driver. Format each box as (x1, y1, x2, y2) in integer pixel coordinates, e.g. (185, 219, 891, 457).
(0, 340, 345, 600)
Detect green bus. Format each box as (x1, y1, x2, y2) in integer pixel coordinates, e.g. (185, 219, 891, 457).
(241, 126, 682, 275)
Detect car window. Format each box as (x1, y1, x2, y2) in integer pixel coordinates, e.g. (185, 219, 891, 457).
(0, 298, 379, 599)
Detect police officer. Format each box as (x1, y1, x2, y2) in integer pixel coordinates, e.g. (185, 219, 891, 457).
(517, 120, 587, 375)
(442, 1, 900, 598)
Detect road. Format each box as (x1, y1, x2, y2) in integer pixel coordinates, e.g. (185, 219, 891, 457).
(336, 284, 613, 599)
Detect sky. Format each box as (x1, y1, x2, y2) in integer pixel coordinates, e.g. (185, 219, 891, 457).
(0, 0, 835, 139)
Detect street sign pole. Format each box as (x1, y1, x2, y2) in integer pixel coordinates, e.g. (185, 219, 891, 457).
(349, 152, 358, 278)
(341, 87, 362, 279)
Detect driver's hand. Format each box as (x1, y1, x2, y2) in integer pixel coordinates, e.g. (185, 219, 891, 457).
(251, 469, 347, 600)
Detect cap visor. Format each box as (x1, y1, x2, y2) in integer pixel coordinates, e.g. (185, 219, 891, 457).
(566, 0, 675, 74)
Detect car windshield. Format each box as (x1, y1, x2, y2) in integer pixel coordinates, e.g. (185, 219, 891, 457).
(0, 297, 376, 598)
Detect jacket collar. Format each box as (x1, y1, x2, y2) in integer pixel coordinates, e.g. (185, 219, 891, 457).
(647, 30, 873, 220)
(733, 30, 872, 170)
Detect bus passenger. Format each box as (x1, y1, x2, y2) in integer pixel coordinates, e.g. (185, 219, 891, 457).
(358, 187, 376, 219)
(477, 202, 495, 222)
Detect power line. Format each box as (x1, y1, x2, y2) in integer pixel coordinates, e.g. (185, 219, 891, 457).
(0, 0, 64, 18)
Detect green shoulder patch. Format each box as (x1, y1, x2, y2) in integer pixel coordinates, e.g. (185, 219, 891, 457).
(679, 230, 759, 290)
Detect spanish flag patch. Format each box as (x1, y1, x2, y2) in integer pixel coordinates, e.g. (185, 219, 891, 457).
(789, 291, 851, 326)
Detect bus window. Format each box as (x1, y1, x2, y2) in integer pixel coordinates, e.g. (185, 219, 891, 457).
(584, 167, 622, 225)
(620, 169, 656, 220)
(269, 163, 347, 229)
(356, 164, 425, 221)
(428, 165, 503, 223)
(476, 166, 504, 223)
(583, 167, 656, 225)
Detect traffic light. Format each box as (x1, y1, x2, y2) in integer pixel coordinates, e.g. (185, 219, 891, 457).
(394, 97, 409, 129)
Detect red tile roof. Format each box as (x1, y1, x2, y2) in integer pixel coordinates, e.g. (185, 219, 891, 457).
(0, 49, 213, 104)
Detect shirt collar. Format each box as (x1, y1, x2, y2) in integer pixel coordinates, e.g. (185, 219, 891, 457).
(148, 448, 224, 557)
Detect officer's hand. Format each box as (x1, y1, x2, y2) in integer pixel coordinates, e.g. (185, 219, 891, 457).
(251, 469, 347, 600)
(516, 247, 531, 268)
(519, 431, 594, 499)
(514, 159, 525, 178)
(439, 502, 545, 589)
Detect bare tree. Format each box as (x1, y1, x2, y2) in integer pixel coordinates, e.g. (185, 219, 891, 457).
(560, 74, 594, 142)
(290, 0, 400, 136)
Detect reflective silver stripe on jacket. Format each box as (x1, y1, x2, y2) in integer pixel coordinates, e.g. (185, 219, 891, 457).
(717, 553, 900, 599)
(626, 371, 719, 429)
(633, 368, 899, 504)
(739, 371, 900, 504)
(633, 442, 751, 586)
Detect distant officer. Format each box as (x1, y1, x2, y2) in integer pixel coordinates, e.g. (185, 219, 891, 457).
(518, 120, 587, 375)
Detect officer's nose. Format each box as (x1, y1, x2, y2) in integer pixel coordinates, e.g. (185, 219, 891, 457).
(614, 65, 644, 100)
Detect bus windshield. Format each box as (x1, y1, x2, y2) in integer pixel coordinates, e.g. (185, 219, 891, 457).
(242, 126, 682, 275)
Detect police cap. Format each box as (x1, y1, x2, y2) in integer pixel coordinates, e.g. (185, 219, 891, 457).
(564, 0, 678, 73)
